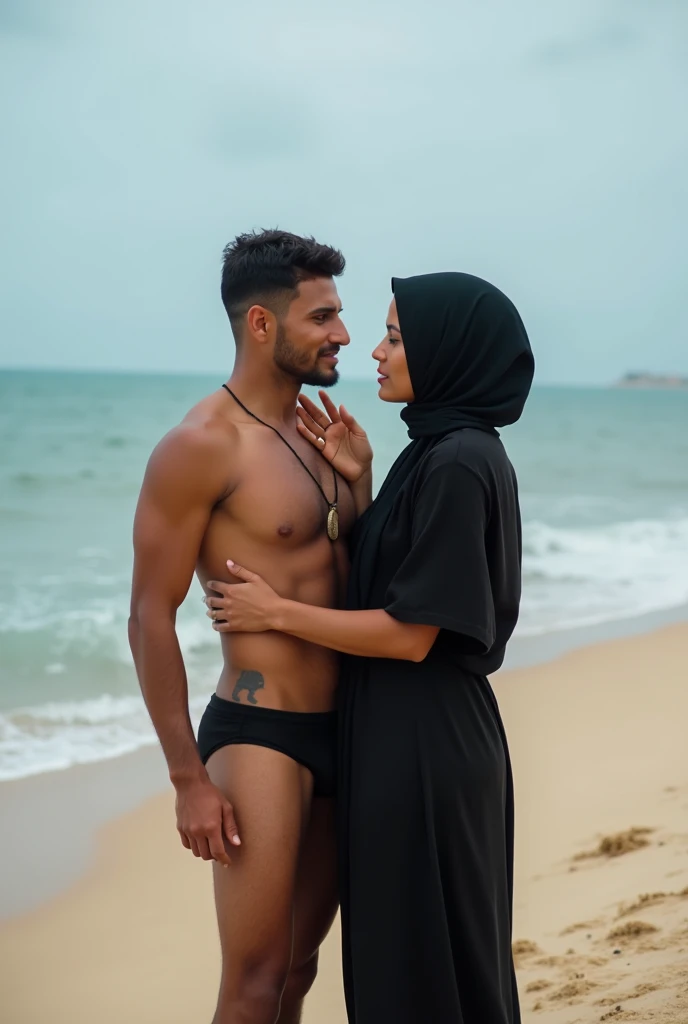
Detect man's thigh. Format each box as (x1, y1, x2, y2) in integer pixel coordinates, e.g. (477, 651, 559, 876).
(291, 797, 338, 968)
(206, 743, 312, 977)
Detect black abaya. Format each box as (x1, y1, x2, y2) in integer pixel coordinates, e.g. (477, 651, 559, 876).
(338, 273, 534, 1024)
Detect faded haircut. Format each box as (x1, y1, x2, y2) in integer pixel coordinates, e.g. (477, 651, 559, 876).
(220, 229, 345, 341)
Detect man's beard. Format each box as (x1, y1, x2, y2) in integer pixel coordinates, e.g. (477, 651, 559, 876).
(273, 324, 339, 388)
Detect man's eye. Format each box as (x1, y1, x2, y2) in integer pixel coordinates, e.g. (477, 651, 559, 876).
(314, 315, 327, 324)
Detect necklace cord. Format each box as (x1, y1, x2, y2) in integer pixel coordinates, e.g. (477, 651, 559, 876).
(221, 384, 338, 510)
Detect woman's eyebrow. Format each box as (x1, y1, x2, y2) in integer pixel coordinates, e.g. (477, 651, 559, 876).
(387, 323, 401, 333)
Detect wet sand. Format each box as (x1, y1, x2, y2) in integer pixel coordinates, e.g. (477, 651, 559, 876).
(1, 623, 686, 1023)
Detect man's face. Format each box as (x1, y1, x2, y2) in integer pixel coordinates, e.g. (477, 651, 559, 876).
(273, 277, 350, 387)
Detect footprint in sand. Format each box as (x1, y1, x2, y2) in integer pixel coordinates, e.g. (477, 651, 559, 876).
(524, 979, 552, 994)
(560, 918, 604, 936)
(573, 827, 654, 862)
(599, 1008, 640, 1021)
(547, 977, 598, 1003)
(596, 983, 659, 1007)
(511, 939, 541, 967)
(521, 830, 688, 1019)
(615, 886, 688, 919)
(606, 921, 659, 942)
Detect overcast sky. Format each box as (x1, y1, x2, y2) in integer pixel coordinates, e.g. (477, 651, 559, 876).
(1, 0, 687, 384)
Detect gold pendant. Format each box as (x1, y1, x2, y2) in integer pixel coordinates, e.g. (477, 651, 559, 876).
(327, 506, 339, 542)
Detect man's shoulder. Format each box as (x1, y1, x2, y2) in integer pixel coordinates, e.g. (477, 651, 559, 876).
(145, 402, 239, 492)
(156, 396, 239, 458)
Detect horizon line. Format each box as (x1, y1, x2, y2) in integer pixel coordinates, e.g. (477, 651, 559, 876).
(1, 364, 684, 390)
(0, 365, 606, 388)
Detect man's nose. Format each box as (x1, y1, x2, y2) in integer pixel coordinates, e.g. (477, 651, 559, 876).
(333, 319, 351, 346)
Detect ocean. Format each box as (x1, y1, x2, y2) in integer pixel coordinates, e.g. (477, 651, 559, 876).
(1, 370, 687, 782)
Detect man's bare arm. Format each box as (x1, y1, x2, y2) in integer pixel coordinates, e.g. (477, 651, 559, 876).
(129, 422, 239, 863)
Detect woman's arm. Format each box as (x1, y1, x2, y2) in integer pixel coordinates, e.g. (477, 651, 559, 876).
(206, 562, 439, 662)
(274, 602, 437, 662)
(349, 467, 373, 517)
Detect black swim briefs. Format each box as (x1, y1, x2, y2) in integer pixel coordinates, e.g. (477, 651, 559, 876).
(197, 694, 337, 798)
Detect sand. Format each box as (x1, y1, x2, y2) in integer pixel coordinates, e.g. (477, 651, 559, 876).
(502, 623, 688, 1022)
(1, 623, 687, 1023)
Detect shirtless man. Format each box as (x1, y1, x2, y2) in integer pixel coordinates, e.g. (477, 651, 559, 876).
(128, 230, 372, 1024)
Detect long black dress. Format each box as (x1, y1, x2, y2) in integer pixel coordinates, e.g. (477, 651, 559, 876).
(337, 273, 534, 1024)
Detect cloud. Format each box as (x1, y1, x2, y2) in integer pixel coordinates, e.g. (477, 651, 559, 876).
(206, 90, 320, 164)
(531, 19, 638, 66)
(0, 0, 63, 37)
(0, 0, 687, 382)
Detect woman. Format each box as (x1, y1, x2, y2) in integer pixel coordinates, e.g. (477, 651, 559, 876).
(206, 272, 534, 1023)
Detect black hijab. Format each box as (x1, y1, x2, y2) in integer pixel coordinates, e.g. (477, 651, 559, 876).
(395, 271, 534, 439)
(350, 271, 534, 607)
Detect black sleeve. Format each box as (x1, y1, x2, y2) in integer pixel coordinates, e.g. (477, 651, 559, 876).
(384, 458, 495, 653)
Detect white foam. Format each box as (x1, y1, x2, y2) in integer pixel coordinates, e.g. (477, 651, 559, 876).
(0, 574, 213, 664)
(1, 515, 687, 780)
(518, 515, 688, 634)
(0, 693, 210, 782)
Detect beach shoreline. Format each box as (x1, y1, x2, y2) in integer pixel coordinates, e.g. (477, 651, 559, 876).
(1, 602, 685, 920)
(3, 374, 688, 789)
(1, 619, 687, 1023)
(0, 744, 170, 919)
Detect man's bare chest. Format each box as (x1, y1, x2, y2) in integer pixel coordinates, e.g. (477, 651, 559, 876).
(217, 434, 354, 547)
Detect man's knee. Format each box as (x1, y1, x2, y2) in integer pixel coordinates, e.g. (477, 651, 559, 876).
(218, 961, 288, 1023)
(283, 953, 319, 1005)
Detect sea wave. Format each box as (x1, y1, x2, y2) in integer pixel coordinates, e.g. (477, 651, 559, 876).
(0, 693, 210, 782)
(1, 515, 687, 780)
(519, 515, 688, 634)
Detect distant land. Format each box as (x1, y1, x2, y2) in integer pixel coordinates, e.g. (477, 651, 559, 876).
(614, 372, 688, 390)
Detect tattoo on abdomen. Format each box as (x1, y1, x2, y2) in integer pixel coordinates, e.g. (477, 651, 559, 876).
(231, 670, 265, 705)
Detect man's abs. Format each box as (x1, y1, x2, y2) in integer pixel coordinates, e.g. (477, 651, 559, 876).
(197, 475, 353, 713)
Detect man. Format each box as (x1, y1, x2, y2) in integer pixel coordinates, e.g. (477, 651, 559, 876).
(129, 230, 369, 1024)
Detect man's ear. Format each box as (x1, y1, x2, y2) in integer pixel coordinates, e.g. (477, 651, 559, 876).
(246, 304, 273, 344)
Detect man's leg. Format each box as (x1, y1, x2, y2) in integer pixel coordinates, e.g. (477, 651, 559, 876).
(206, 744, 311, 1024)
(278, 797, 338, 1024)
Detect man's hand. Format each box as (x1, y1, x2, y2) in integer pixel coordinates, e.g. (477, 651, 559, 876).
(205, 561, 282, 633)
(175, 776, 241, 867)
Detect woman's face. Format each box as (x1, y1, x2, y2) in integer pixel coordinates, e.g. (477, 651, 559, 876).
(372, 299, 415, 404)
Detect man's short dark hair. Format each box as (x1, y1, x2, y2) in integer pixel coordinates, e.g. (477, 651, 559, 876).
(221, 229, 345, 340)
